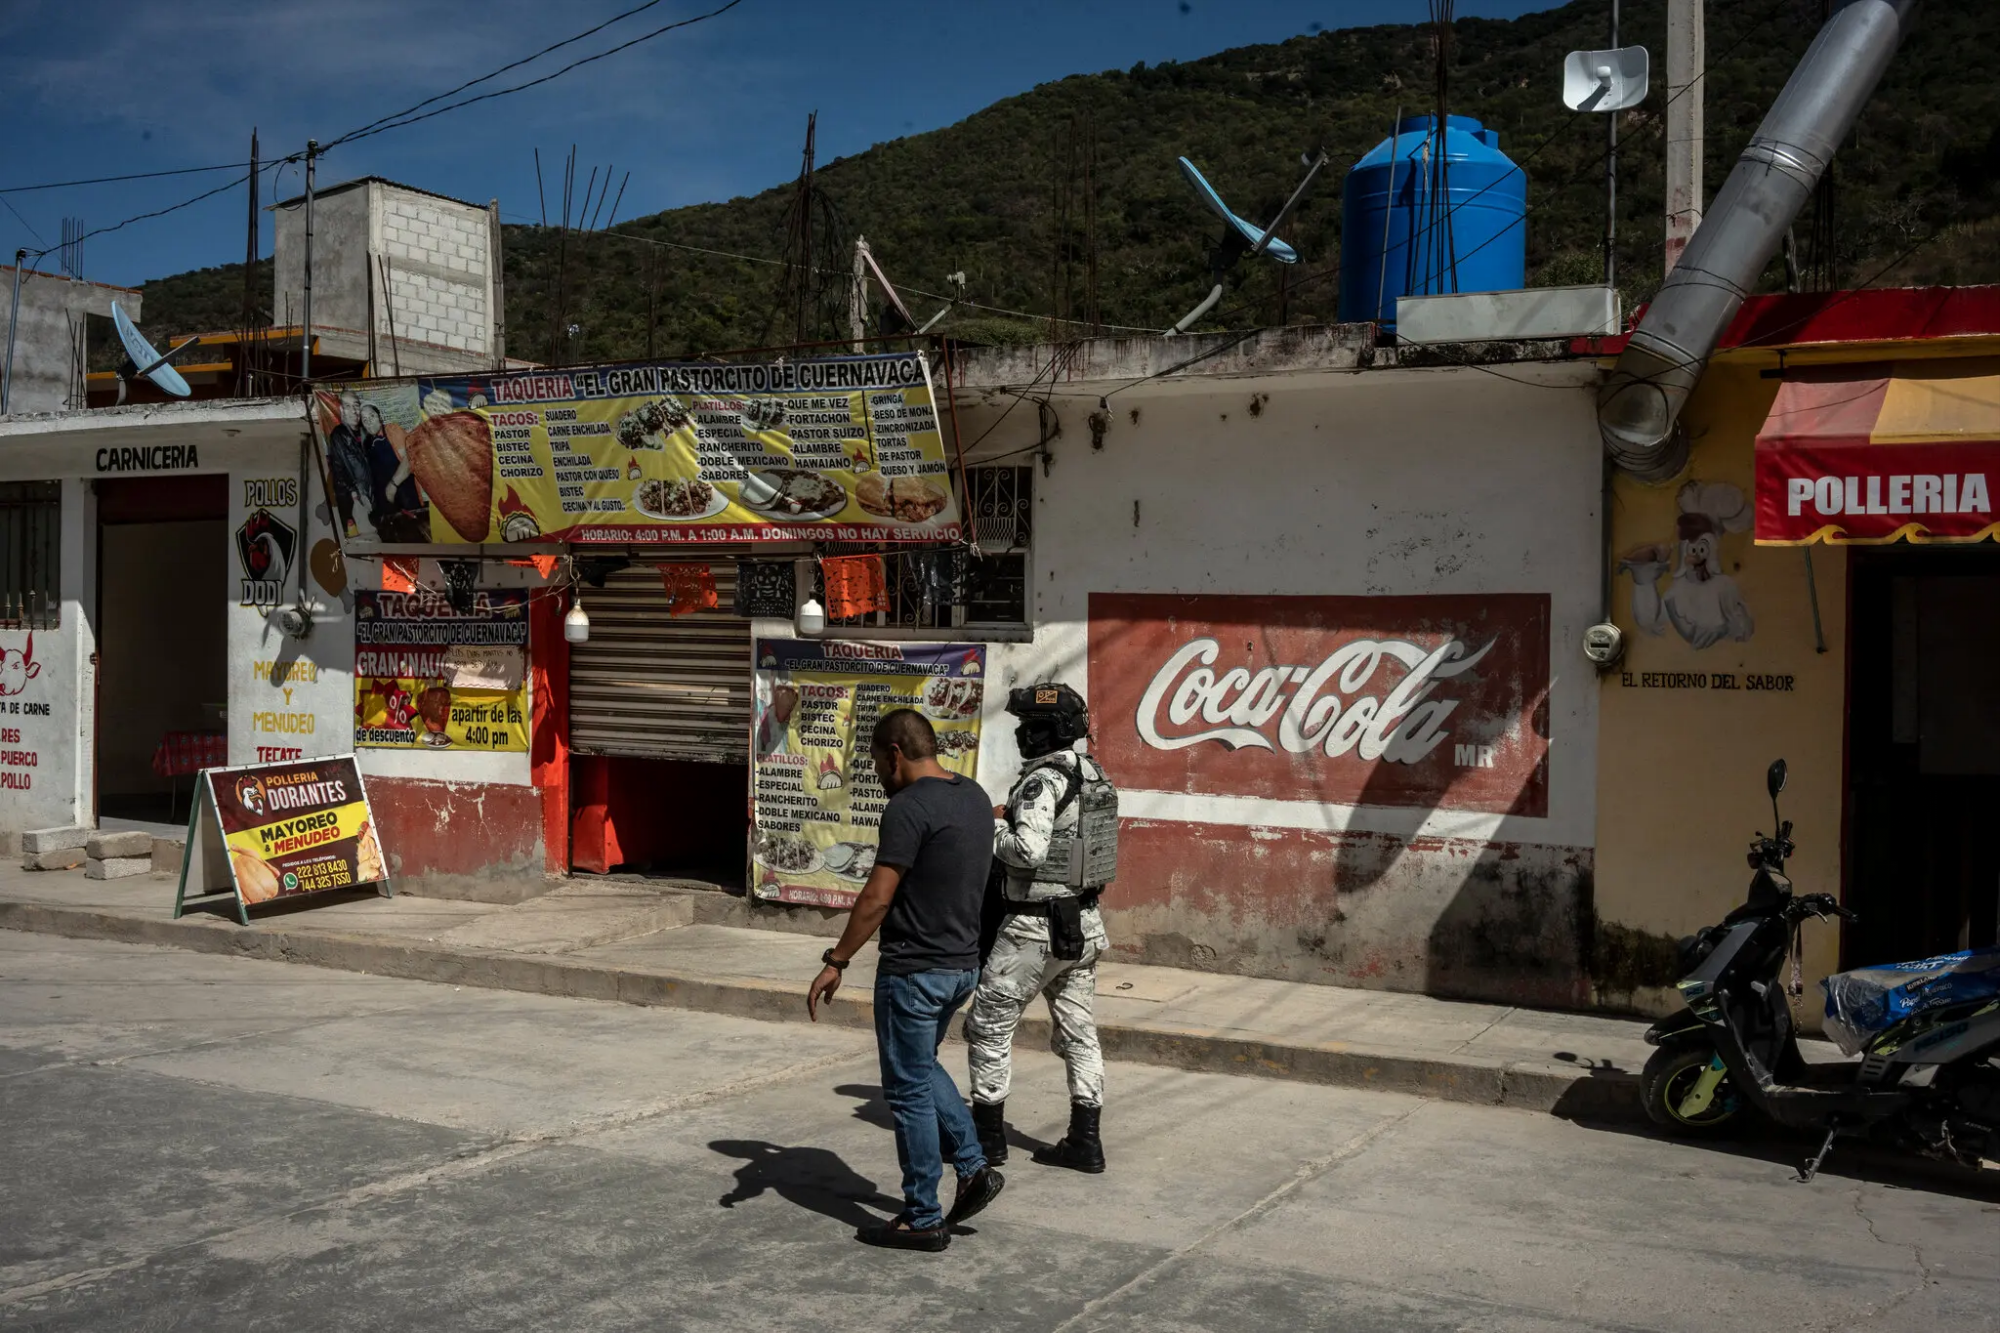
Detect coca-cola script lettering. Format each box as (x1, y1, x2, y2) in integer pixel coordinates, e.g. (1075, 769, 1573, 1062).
(1088, 592, 1551, 815)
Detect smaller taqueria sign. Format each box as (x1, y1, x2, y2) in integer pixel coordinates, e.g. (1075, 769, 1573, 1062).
(174, 755, 389, 925)
(1087, 593, 1551, 816)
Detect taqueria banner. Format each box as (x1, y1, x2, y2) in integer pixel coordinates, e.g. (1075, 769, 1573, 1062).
(750, 638, 985, 908)
(311, 353, 962, 548)
(354, 590, 530, 752)
(1755, 361, 1999, 544)
(174, 755, 389, 924)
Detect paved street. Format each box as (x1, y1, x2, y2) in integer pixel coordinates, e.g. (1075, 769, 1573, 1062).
(1, 932, 1995, 1332)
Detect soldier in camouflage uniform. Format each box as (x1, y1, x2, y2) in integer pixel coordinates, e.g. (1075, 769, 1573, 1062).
(965, 683, 1111, 1174)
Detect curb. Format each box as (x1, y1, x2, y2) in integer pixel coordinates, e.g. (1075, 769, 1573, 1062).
(0, 900, 1640, 1120)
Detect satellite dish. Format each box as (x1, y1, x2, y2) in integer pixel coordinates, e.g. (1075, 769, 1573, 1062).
(1563, 46, 1650, 113)
(1165, 149, 1327, 336)
(111, 300, 194, 399)
(1177, 158, 1301, 264)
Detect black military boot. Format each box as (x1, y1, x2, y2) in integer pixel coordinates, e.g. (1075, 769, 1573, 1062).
(1032, 1101, 1105, 1174)
(972, 1099, 1009, 1166)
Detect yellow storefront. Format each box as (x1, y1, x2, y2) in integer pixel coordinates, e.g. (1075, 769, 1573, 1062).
(1593, 289, 2000, 1020)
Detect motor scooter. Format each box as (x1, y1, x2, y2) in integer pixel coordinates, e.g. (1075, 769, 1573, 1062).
(1640, 759, 2000, 1180)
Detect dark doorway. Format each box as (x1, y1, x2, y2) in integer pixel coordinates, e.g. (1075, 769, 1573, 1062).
(94, 475, 228, 826)
(1845, 547, 2000, 968)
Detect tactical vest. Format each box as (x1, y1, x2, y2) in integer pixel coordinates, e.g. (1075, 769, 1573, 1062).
(1029, 755, 1119, 891)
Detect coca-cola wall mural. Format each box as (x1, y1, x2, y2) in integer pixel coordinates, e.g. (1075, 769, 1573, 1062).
(1087, 593, 1552, 818)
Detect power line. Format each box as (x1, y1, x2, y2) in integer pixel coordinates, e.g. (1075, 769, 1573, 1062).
(1, 196, 48, 247)
(0, 162, 252, 197)
(325, 0, 747, 150)
(3, 4, 745, 260)
(23, 163, 282, 260)
(327, 0, 677, 147)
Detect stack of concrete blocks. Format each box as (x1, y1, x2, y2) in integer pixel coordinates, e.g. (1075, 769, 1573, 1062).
(20, 827, 186, 878)
(85, 831, 152, 880)
(21, 827, 89, 871)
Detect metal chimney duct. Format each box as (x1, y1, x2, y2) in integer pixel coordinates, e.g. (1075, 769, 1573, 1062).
(1598, 0, 1919, 481)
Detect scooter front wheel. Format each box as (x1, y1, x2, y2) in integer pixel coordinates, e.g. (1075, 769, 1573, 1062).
(1642, 1043, 1743, 1137)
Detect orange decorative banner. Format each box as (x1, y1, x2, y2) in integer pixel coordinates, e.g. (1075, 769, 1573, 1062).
(822, 555, 886, 618)
(659, 563, 719, 616)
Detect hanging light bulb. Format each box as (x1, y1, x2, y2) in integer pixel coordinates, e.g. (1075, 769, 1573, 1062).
(564, 597, 591, 644)
(795, 595, 825, 636)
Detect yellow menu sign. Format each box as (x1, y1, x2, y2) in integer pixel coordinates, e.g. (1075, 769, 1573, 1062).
(314, 353, 961, 548)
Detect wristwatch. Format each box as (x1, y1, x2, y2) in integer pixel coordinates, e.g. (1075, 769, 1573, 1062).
(821, 948, 848, 970)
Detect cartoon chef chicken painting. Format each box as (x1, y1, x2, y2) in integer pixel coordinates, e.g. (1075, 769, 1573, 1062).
(1618, 480, 1756, 650)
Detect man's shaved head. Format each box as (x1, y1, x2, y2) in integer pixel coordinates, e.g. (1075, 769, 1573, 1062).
(871, 707, 936, 760)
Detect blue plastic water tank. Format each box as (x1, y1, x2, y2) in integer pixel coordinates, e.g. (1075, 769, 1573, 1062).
(1338, 114, 1527, 328)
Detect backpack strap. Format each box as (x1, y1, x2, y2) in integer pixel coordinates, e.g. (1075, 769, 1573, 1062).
(1042, 755, 1087, 818)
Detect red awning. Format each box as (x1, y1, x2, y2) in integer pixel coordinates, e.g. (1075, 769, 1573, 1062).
(1755, 359, 2000, 544)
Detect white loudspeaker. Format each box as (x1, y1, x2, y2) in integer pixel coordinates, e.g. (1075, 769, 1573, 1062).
(1563, 46, 1651, 113)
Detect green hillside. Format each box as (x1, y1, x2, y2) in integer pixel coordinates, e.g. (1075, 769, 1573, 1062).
(133, 0, 2000, 362)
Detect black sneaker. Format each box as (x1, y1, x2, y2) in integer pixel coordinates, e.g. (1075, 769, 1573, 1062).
(857, 1214, 951, 1252)
(945, 1166, 1005, 1226)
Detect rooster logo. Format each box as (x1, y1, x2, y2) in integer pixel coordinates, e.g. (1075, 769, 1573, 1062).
(0, 632, 41, 697)
(235, 776, 268, 819)
(236, 509, 298, 608)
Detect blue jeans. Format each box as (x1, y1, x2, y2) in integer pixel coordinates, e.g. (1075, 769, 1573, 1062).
(874, 967, 986, 1228)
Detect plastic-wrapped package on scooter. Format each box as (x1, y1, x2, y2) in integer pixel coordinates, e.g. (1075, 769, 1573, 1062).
(1820, 946, 2000, 1056)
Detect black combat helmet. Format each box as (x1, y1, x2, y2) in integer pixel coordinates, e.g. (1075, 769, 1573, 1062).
(1006, 682, 1090, 759)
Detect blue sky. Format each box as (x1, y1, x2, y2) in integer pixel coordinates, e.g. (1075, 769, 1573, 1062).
(0, 0, 1557, 288)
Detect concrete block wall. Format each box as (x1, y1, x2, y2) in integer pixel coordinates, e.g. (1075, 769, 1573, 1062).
(271, 178, 495, 369)
(379, 194, 491, 355)
(0, 269, 136, 415)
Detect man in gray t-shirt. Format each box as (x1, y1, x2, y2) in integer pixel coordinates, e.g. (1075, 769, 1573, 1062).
(807, 708, 1005, 1251)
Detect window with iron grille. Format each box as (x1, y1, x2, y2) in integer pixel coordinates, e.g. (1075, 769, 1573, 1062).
(816, 465, 1032, 635)
(0, 482, 60, 630)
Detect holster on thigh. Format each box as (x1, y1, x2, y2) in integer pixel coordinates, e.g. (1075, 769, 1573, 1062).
(1047, 897, 1086, 962)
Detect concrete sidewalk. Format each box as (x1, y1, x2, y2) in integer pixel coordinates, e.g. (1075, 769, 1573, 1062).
(0, 862, 1655, 1117)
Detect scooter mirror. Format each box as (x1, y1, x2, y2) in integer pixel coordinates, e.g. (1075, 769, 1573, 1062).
(1767, 758, 1788, 798)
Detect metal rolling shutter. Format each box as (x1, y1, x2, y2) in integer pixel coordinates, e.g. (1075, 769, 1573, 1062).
(569, 562, 751, 762)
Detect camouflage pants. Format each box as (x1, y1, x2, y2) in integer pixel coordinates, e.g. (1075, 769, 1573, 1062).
(965, 912, 1105, 1108)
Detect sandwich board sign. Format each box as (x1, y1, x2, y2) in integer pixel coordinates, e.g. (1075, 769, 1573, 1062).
(173, 754, 391, 925)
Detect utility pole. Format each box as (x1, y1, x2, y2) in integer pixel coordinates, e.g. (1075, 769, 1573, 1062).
(848, 236, 869, 353)
(2, 249, 23, 416)
(302, 139, 317, 385)
(1603, 0, 1619, 290)
(1664, 0, 1705, 277)
(488, 198, 506, 370)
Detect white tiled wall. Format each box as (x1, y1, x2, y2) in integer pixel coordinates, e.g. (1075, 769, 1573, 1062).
(379, 194, 491, 354)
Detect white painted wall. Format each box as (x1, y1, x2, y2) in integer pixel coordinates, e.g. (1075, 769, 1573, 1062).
(227, 460, 354, 768)
(959, 361, 1604, 849)
(0, 480, 93, 835)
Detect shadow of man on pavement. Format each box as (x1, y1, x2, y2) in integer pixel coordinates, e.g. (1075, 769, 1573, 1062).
(709, 1139, 900, 1228)
(834, 1081, 1053, 1158)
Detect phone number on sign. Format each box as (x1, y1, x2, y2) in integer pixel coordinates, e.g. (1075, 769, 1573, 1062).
(285, 860, 356, 893)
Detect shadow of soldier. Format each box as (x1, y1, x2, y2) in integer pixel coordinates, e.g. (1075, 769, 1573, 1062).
(708, 1139, 900, 1229)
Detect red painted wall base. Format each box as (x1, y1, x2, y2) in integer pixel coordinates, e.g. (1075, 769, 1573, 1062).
(366, 775, 545, 884)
